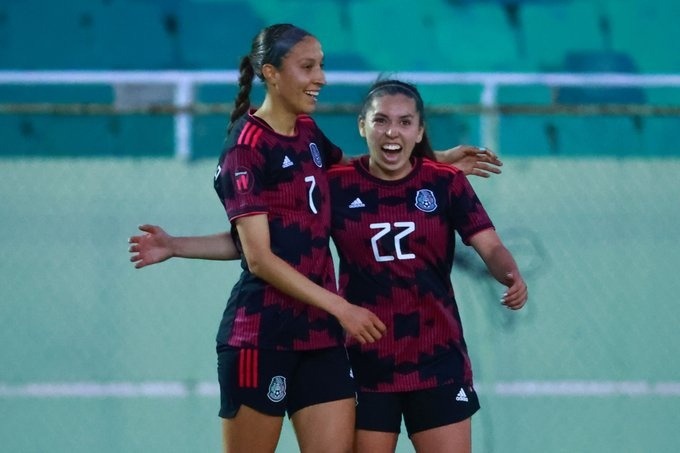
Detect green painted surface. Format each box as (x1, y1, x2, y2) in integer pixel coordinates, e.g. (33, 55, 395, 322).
(1, 157, 678, 452)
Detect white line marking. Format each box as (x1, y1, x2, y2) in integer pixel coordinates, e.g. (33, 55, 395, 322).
(1, 381, 679, 398)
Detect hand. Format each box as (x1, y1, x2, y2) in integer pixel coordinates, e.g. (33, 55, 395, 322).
(501, 272, 528, 310)
(128, 224, 174, 269)
(335, 302, 387, 345)
(443, 145, 503, 178)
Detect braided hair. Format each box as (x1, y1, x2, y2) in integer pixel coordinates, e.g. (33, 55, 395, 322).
(228, 24, 313, 132)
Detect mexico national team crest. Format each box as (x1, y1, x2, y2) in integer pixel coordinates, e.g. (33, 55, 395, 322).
(309, 142, 323, 167)
(267, 376, 286, 402)
(415, 189, 437, 212)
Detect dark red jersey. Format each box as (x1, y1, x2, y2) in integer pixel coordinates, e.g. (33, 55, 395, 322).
(213, 111, 344, 351)
(328, 156, 494, 392)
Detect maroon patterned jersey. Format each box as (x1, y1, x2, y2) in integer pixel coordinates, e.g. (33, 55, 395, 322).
(213, 111, 344, 350)
(328, 156, 494, 392)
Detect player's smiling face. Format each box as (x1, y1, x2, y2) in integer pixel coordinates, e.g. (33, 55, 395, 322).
(269, 36, 326, 115)
(360, 93, 424, 181)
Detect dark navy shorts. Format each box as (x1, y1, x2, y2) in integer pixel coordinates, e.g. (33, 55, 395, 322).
(217, 345, 356, 418)
(355, 384, 480, 436)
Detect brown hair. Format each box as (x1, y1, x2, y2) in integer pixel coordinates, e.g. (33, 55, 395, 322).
(359, 79, 435, 160)
(228, 24, 313, 132)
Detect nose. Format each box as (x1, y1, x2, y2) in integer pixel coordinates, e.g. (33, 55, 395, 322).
(385, 126, 398, 138)
(315, 66, 326, 87)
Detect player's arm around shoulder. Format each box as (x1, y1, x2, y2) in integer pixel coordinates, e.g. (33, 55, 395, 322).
(234, 213, 387, 344)
(435, 145, 503, 178)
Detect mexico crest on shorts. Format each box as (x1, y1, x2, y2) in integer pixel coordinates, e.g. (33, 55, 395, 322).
(267, 376, 286, 402)
(309, 142, 323, 167)
(415, 189, 437, 212)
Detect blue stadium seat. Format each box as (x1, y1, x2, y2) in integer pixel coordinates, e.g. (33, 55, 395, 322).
(556, 51, 645, 104)
(177, 1, 265, 69)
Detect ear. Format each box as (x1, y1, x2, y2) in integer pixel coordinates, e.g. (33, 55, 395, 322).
(416, 124, 424, 143)
(358, 117, 366, 137)
(261, 63, 278, 85)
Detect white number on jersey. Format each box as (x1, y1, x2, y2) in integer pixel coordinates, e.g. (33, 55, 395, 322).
(369, 222, 416, 262)
(304, 175, 318, 214)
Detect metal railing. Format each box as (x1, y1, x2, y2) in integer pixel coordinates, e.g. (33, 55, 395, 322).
(2, 70, 680, 158)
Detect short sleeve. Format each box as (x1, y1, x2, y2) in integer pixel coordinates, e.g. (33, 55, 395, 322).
(215, 145, 269, 222)
(449, 173, 494, 245)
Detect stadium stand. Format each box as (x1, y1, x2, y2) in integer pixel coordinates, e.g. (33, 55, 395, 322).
(0, 0, 679, 156)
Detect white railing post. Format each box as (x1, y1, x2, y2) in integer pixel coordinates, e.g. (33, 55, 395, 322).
(174, 78, 193, 160)
(480, 82, 499, 152)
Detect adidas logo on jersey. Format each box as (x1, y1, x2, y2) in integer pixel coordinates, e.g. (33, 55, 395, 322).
(348, 198, 366, 208)
(282, 155, 294, 168)
(456, 388, 469, 402)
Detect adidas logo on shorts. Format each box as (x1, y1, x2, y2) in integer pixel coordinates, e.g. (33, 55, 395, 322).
(456, 388, 469, 402)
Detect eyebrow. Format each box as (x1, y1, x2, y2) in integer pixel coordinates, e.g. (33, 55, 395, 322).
(372, 112, 415, 119)
(296, 57, 322, 65)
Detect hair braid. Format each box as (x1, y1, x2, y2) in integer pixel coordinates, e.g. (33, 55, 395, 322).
(228, 56, 255, 133)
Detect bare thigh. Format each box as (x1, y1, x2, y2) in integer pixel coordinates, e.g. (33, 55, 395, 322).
(410, 417, 471, 453)
(354, 429, 399, 453)
(221, 405, 284, 453)
(291, 397, 355, 453)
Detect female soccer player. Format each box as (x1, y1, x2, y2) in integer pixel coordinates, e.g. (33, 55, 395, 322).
(207, 23, 385, 453)
(130, 23, 505, 453)
(327, 79, 527, 453)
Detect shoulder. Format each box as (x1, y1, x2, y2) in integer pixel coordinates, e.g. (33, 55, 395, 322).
(297, 114, 317, 127)
(417, 158, 474, 195)
(328, 160, 355, 178)
(421, 158, 464, 177)
(295, 114, 321, 134)
(225, 115, 268, 149)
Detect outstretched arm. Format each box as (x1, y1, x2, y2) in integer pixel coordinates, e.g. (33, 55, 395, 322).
(434, 145, 503, 178)
(236, 214, 387, 344)
(469, 229, 528, 310)
(128, 224, 238, 269)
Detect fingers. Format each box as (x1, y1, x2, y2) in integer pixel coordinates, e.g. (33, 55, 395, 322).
(371, 314, 387, 334)
(129, 250, 147, 268)
(346, 311, 387, 345)
(128, 229, 151, 268)
(476, 153, 503, 167)
(475, 148, 503, 167)
(356, 321, 386, 344)
(460, 145, 480, 156)
(501, 274, 528, 310)
(502, 291, 527, 310)
(470, 163, 502, 177)
(138, 224, 158, 234)
(129, 249, 149, 269)
(128, 242, 145, 262)
(465, 146, 503, 175)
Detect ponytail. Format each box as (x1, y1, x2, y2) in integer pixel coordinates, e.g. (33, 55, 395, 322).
(228, 56, 255, 133)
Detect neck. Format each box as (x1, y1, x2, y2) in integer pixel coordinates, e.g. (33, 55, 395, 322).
(254, 97, 298, 136)
(367, 156, 414, 181)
